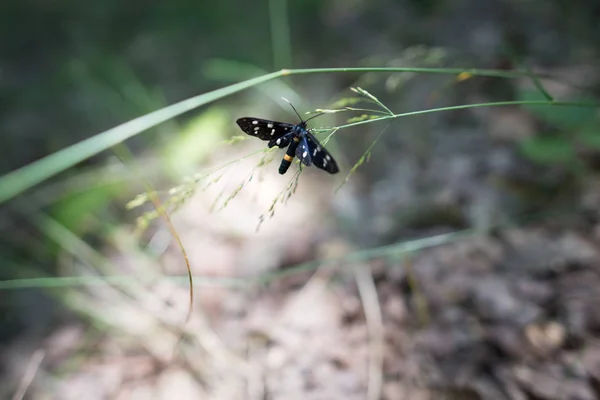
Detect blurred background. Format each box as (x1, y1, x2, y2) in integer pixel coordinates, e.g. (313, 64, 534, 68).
(2, 0, 600, 399)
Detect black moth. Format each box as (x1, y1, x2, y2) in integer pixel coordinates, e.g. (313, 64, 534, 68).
(236, 102, 339, 175)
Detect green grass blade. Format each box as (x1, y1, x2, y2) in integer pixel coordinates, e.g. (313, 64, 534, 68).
(0, 71, 282, 204)
(0, 227, 473, 291)
(3, 66, 596, 205)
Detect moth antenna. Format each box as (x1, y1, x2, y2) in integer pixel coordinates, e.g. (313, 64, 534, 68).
(304, 112, 325, 123)
(281, 97, 304, 122)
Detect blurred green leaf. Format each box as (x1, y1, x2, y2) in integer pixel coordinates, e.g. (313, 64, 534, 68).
(50, 182, 124, 234)
(519, 90, 597, 128)
(578, 128, 600, 149)
(519, 136, 575, 164)
(162, 107, 230, 177)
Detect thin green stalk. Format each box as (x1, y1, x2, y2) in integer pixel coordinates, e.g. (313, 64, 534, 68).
(314, 100, 600, 132)
(503, 44, 554, 101)
(0, 227, 474, 291)
(336, 124, 390, 192)
(344, 107, 391, 115)
(523, 63, 553, 102)
(269, 0, 292, 69)
(351, 86, 394, 116)
(285, 67, 532, 79)
(1, 67, 597, 205)
(1, 188, 586, 293)
(112, 145, 195, 327)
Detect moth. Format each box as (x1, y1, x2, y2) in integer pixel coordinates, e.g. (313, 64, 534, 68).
(236, 102, 339, 175)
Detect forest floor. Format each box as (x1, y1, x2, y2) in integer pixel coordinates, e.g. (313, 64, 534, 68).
(9, 151, 600, 400)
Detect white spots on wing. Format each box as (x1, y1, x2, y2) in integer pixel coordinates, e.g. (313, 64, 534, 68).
(302, 151, 308, 158)
(267, 123, 273, 128)
(323, 159, 328, 167)
(276, 138, 281, 145)
(270, 129, 276, 135)
(252, 120, 258, 125)
(313, 149, 318, 156)
(317, 146, 322, 152)
(253, 127, 260, 132)
(325, 155, 331, 161)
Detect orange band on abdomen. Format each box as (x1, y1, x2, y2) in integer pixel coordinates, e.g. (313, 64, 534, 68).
(283, 154, 294, 162)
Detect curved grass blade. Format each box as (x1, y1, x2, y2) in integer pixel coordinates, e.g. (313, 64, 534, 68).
(2, 66, 595, 205)
(0, 71, 282, 204)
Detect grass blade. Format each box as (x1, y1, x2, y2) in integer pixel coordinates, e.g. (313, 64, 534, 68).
(0, 71, 282, 204)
